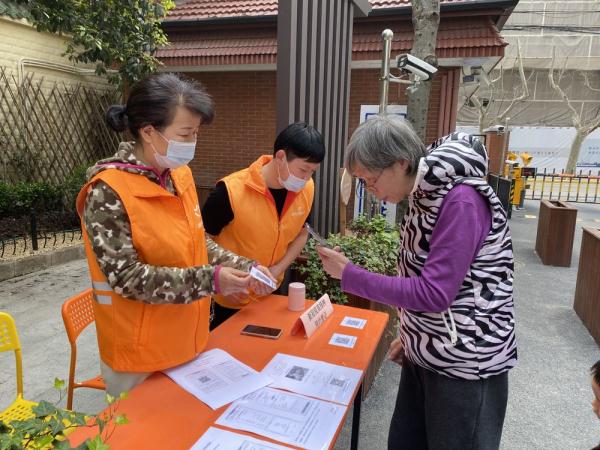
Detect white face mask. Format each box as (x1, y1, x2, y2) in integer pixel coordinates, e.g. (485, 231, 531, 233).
(277, 156, 307, 192)
(151, 131, 197, 169)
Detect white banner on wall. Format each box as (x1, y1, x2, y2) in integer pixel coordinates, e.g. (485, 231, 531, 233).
(457, 126, 600, 174)
(354, 105, 408, 224)
(359, 104, 407, 124)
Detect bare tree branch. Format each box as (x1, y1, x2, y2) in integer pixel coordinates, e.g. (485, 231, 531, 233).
(496, 39, 529, 122)
(464, 38, 530, 132)
(548, 47, 600, 173)
(582, 72, 600, 93)
(548, 47, 582, 129)
(489, 64, 503, 85)
(584, 113, 600, 135)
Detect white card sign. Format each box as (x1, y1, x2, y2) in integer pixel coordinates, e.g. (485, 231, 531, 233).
(291, 293, 334, 338)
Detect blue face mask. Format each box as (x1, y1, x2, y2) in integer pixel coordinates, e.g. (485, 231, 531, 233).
(152, 131, 197, 169)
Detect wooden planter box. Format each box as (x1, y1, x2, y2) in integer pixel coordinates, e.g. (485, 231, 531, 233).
(289, 256, 396, 400)
(535, 200, 578, 267)
(574, 227, 600, 345)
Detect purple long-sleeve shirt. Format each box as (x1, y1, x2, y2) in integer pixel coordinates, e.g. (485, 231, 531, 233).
(341, 184, 492, 313)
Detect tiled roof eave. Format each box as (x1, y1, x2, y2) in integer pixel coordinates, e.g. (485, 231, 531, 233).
(164, 0, 505, 22)
(159, 45, 504, 67)
(157, 14, 507, 67)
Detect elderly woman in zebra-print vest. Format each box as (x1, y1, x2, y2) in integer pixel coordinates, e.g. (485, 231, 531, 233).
(318, 115, 516, 450)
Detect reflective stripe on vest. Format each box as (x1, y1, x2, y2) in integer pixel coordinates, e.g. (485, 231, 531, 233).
(94, 294, 112, 305)
(92, 280, 113, 305)
(92, 280, 111, 291)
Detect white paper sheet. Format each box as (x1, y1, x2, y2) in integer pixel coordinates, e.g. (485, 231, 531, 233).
(329, 333, 357, 349)
(216, 387, 345, 450)
(191, 427, 292, 450)
(340, 316, 367, 330)
(163, 348, 272, 410)
(261, 353, 362, 405)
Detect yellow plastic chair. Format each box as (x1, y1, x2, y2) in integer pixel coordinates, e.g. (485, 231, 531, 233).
(0, 312, 37, 423)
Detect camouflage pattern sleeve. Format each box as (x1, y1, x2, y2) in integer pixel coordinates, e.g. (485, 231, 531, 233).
(205, 236, 255, 271)
(83, 180, 217, 304)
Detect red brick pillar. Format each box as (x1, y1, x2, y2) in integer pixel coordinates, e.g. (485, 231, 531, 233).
(485, 130, 510, 175)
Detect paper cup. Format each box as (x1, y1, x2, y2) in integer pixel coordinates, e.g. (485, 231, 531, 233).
(288, 282, 306, 311)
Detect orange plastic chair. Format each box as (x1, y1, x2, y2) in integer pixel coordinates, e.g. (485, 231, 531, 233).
(61, 289, 105, 410)
(0, 312, 37, 422)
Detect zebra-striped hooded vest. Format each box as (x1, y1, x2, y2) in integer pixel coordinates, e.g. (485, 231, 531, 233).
(399, 132, 517, 380)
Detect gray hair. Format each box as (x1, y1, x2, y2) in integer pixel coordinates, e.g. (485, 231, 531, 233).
(345, 115, 427, 175)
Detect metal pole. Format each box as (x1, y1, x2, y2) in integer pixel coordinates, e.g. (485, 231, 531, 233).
(30, 208, 38, 251)
(379, 29, 394, 115)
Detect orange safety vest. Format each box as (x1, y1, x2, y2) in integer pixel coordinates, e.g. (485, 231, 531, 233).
(212, 155, 313, 309)
(76, 166, 211, 373)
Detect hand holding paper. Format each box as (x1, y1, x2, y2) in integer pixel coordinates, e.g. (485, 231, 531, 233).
(249, 265, 278, 296)
(218, 267, 250, 297)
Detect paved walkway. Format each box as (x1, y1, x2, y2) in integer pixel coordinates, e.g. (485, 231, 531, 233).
(1, 199, 599, 449)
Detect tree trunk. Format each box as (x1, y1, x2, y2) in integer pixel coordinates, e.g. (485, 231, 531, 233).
(407, 0, 440, 143)
(566, 129, 587, 174)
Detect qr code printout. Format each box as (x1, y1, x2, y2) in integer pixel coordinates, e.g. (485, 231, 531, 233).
(341, 316, 367, 329)
(329, 333, 357, 348)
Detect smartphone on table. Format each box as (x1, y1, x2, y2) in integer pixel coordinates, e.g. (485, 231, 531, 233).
(240, 324, 283, 340)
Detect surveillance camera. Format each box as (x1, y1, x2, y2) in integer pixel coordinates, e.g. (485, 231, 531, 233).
(483, 124, 506, 133)
(396, 54, 438, 81)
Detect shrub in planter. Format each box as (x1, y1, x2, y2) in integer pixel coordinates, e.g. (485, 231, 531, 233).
(61, 165, 88, 213)
(0, 182, 63, 217)
(0, 165, 88, 218)
(295, 214, 399, 305)
(293, 214, 400, 398)
(0, 166, 88, 238)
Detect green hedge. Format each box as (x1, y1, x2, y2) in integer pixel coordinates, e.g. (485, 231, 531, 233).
(294, 215, 399, 305)
(0, 166, 88, 217)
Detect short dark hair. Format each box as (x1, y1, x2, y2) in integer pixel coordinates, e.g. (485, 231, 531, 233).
(591, 361, 600, 386)
(106, 73, 214, 138)
(273, 122, 325, 163)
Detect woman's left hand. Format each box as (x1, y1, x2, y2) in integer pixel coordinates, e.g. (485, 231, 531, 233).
(316, 246, 350, 280)
(249, 265, 278, 296)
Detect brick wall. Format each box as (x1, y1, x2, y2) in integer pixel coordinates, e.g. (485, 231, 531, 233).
(189, 67, 454, 188)
(189, 71, 277, 188)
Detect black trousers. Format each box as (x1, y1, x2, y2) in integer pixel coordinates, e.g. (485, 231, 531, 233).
(209, 301, 239, 330)
(209, 282, 287, 331)
(388, 359, 509, 450)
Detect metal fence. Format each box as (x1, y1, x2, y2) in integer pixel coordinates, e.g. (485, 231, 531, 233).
(0, 66, 120, 184)
(523, 169, 600, 204)
(0, 208, 81, 259)
(1, 228, 82, 259)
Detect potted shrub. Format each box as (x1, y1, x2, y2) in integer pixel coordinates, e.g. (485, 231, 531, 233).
(292, 215, 400, 398)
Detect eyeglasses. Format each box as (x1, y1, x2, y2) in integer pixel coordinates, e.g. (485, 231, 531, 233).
(357, 170, 383, 189)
